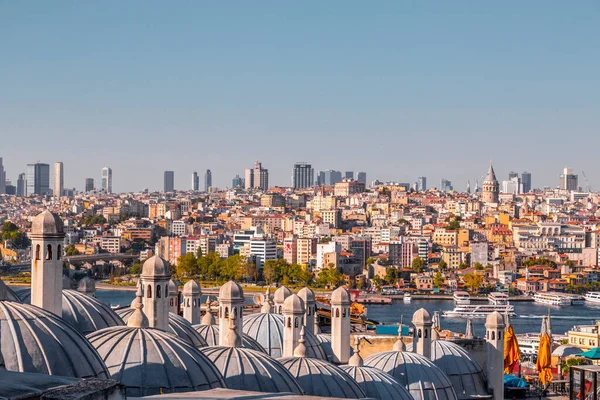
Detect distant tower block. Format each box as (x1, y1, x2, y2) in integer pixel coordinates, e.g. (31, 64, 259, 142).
(485, 311, 505, 400)
(330, 287, 351, 364)
(182, 279, 201, 325)
(140, 256, 171, 331)
(218, 281, 244, 347)
(412, 308, 432, 359)
(282, 294, 306, 357)
(30, 210, 65, 316)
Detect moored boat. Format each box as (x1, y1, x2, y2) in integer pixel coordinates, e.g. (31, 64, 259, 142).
(453, 291, 471, 305)
(585, 292, 600, 304)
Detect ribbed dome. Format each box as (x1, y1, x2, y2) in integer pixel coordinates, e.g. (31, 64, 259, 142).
(116, 308, 207, 348)
(279, 356, 365, 398)
(141, 255, 170, 277)
(273, 285, 292, 305)
(31, 210, 64, 237)
(87, 326, 225, 397)
(201, 346, 303, 394)
(242, 312, 327, 359)
(316, 333, 354, 362)
(331, 287, 351, 304)
(0, 301, 109, 379)
(193, 324, 266, 352)
(62, 290, 124, 335)
(341, 365, 414, 400)
(365, 350, 457, 400)
(219, 280, 243, 301)
(0, 279, 21, 302)
(430, 340, 487, 399)
(183, 279, 201, 295)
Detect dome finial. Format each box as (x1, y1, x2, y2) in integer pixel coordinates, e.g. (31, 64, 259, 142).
(261, 286, 272, 313)
(348, 336, 364, 367)
(393, 324, 406, 351)
(127, 283, 149, 328)
(224, 318, 242, 348)
(465, 318, 474, 339)
(201, 296, 215, 325)
(293, 326, 307, 357)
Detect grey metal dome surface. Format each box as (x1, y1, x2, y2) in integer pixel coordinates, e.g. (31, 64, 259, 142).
(552, 344, 583, 357)
(430, 340, 487, 399)
(116, 307, 207, 348)
(0, 279, 21, 302)
(242, 312, 327, 359)
(31, 210, 64, 237)
(341, 365, 414, 400)
(62, 290, 124, 335)
(279, 356, 366, 399)
(0, 300, 109, 379)
(141, 255, 170, 277)
(365, 350, 458, 400)
(87, 326, 225, 397)
(316, 333, 353, 362)
(201, 346, 304, 394)
(193, 323, 266, 353)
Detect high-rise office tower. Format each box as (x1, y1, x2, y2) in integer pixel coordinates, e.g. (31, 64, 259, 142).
(17, 173, 25, 197)
(417, 176, 427, 192)
(85, 178, 94, 192)
(101, 167, 112, 193)
(357, 172, 367, 185)
(232, 174, 243, 188)
(318, 170, 342, 186)
(344, 171, 354, 180)
(292, 162, 314, 189)
(0, 157, 5, 194)
(26, 163, 50, 196)
(205, 169, 212, 192)
(192, 172, 199, 191)
(245, 161, 269, 190)
(521, 172, 532, 193)
(508, 171, 519, 180)
(53, 162, 64, 197)
(440, 179, 453, 193)
(559, 168, 578, 191)
(164, 171, 175, 192)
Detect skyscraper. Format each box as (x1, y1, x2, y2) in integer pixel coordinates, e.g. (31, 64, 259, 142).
(101, 167, 112, 193)
(440, 179, 453, 193)
(26, 163, 50, 196)
(559, 168, 578, 191)
(508, 171, 519, 180)
(205, 169, 212, 192)
(192, 172, 199, 191)
(16, 173, 25, 197)
(232, 175, 243, 188)
(164, 171, 175, 192)
(344, 171, 354, 180)
(318, 170, 342, 186)
(357, 172, 367, 185)
(245, 161, 269, 190)
(53, 162, 64, 197)
(292, 163, 313, 189)
(0, 157, 5, 194)
(521, 172, 532, 193)
(85, 178, 94, 192)
(417, 176, 427, 192)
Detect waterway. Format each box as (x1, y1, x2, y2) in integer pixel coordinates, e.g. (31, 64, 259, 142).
(95, 290, 600, 338)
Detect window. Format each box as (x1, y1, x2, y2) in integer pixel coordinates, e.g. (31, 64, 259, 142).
(492, 331, 495, 340)
(156, 285, 161, 298)
(165, 284, 168, 298)
(170, 299, 174, 306)
(225, 307, 229, 318)
(424, 329, 428, 338)
(35, 244, 41, 260)
(335, 308, 340, 318)
(46, 245, 53, 260)
(295, 318, 299, 328)
(57, 245, 62, 260)
(287, 318, 292, 328)
(193, 299, 196, 307)
(418, 329, 422, 338)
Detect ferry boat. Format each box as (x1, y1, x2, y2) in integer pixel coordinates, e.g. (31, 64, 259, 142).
(534, 292, 584, 306)
(585, 292, 600, 304)
(442, 304, 515, 318)
(403, 292, 412, 302)
(453, 291, 471, 305)
(488, 292, 509, 305)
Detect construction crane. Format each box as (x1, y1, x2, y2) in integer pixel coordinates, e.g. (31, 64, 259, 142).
(582, 171, 591, 192)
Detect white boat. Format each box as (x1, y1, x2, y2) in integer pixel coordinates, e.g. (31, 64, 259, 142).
(403, 292, 412, 302)
(453, 291, 471, 305)
(442, 304, 516, 318)
(534, 292, 583, 306)
(585, 292, 600, 304)
(488, 292, 509, 305)
(517, 332, 568, 355)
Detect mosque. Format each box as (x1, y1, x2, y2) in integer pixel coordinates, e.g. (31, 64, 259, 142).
(0, 210, 506, 399)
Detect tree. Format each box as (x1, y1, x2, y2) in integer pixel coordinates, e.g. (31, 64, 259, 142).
(316, 264, 345, 288)
(263, 259, 284, 285)
(433, 272, 444, 288)
(566, 260, 574, 268)
(385, 267, 399, 285)
(366, 257, 377, 266)
(473, 262, 483, 270)
(130, 262, 142, 275)
(195, 247, 203, 259)
(176, 252, 198, 277)
(438, 259, 448, 272)
(82, 215, 107, 226)
(562, 358, 588, 374)
(523, 257, 557, 268)
(412, 257, 425, 273)
(65, 244, 80, 256)
(463, 273, 484, 292)
(447, 220, 461, 231)
(1, 221, 30, 249)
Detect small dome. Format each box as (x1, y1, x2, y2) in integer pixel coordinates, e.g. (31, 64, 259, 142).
(430, 340, 487, 399)
(283, 293, 305, 314)
(141, 256, 170, 277)
(201, 346, 304, 394)
(116, 308, 207, 348)
(243, 312, 327, 360)
(331, 287, 351, 304)
(485, 311, 505, 328)
(168, 280, 178, 296)
(219, 281, 243, 302)
(77, 277, 96, 294)
(413, 308, 432, 325)
(88, 326, 225, 397)
(297, 287, 315, 303)
(280, 356, 365, 398)
(193, 324, 267, 352)
(316, 333, 354, 362)
(31, 210, 64, 237)
(0, 301, 109, 379)
(553, 344, 583, 357)
(183, 279, 201, 296)
(0, 279, 21, 302)
(341, 365, 414, 400)
(62, 290, 124, 335)
(365, 349, 457, 400)
(273, 285, 292, 304)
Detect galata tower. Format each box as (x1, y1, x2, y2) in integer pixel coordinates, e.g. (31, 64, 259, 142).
(482, 161, 499, 203)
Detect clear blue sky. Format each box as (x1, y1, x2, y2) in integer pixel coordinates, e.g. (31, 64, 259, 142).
(1, 2, 598, 192)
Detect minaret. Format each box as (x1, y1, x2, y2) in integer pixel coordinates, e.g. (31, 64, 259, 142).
(127, 283, 150, 329)
(482, 161, 499, 204)
(77, 276, 96, 297)
(282, 293, 306, 357)
(393, 324, 406, 351)
(412, 308, 432, 359)
(218, 281, 244, 347)
(30, 210, 66, 316)
(298, 287, 316, 336)
(273, 285, 292, 314)
(330, 287, 351, 364)
(140, 255, 171, 331)
(182, 279, 201, 325)
(485, 311, 505, 400)
(168, 280, 179, 315)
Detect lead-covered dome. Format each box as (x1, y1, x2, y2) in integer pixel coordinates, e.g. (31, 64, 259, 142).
(430, 340, 487, 399)
(365, 349, 457, 400)
(279, 356, 365, 398)
(87, 326, 225, 397)
(242, 312, 327, 359)
(201, 346, 303, 394)
(0, 279, 21, 302)
(62, 289, 124, 335)
(0, 301, 109, 379)
(219, 280, 243, 301)
(341, 365, 413, 400)
(193, 324, 266, 352)
(141, 255, 170, 277)
(31, 210, 64, 237)
(316, 333, 354, 362)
